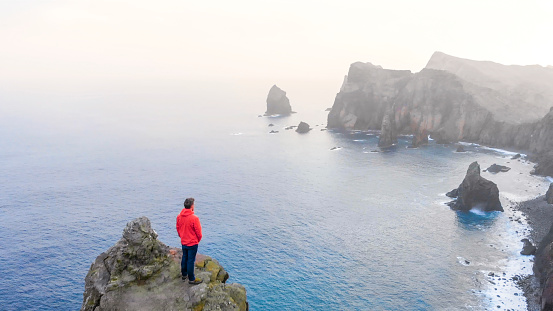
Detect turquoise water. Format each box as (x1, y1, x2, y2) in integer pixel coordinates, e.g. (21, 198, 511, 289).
(0, 85, 547, 310)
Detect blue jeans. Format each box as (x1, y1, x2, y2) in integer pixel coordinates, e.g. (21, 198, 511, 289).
(181, 244, 198, 280)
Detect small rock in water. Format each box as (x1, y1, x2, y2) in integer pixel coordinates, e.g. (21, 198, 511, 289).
(268, 123, 274, 127)
(511, 153, 522, 160)
(295, 121, 311, 133)
(456, 145, 466, 152)
(269, 130, 279, 134)
(486, 164, 511, 173)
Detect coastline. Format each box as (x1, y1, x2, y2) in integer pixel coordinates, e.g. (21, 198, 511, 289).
(513, 195, 553, 311)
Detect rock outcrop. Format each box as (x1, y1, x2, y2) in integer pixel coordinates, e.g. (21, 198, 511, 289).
(265, 85, 292, 115)
(534, 224, 553, 310)
(521, 238, 537, 256)
(446, 162, 503, 212)
(81, 217, 247, 311)
(546, 183, 553, 204)
(326, 53, 553, 176)
(295, 121, 311, 133)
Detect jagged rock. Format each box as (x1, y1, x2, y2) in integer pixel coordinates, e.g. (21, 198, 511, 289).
(532, 152, 553, 177)
(521, 238, 537, 255)
(512, 153, 522, 160)
(296, 122, 311, 133)
(265, 85, 292, 115)
(80, 217, 247, 311)
(268, 124, 274, 127)
(456, 145, 466, 153)
(325, 108, 332, 111)
(378, 109, 397, 148)
(448, 162, 503, 212)
(546, 183, 553, 204)
(486, 164, 511, 173)
(269, 130, 279, 134)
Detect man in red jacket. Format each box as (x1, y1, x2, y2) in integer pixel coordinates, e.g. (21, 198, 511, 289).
(176, 197, 203, 285)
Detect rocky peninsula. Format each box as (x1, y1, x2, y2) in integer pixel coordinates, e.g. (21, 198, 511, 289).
(81, 217, 247, 311)
(326, 52, 553, 173)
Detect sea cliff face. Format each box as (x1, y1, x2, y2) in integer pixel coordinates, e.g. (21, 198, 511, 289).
(81, 217, 247, 311)
(327, 53, 553, 171)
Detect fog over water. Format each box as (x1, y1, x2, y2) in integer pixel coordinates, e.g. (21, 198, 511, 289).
(2, 1, 553, 310)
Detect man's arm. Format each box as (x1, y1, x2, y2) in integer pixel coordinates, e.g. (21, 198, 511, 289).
(194, 217, 202, 242)
(176, 217, 181, 237)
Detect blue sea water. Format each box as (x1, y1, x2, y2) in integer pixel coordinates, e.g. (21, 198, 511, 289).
(0, 83, 549, 310)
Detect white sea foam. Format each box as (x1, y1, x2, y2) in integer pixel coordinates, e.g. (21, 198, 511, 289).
(458, 141, 480, 147)
(231, 132, 243, 136)
(468, 207, 487, 216)
(479, 146, 526, 158)
(480, 211, 532, 310)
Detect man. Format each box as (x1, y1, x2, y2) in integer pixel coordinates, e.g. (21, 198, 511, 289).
(176, 197, 203, 285)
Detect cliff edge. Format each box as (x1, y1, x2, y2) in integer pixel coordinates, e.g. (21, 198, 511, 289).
(80, 217, 248, 311)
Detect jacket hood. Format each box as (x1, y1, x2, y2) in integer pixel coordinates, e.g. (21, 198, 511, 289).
(179, 208, 194, 217)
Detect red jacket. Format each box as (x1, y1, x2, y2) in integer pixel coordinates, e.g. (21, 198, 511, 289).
(176, 208, 202, 246)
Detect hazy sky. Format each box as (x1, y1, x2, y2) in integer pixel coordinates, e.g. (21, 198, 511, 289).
(1, 0, 552, 87)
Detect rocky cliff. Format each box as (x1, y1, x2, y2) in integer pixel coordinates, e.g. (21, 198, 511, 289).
(327, 53, 553, 169)
(81, 217, 247, 311)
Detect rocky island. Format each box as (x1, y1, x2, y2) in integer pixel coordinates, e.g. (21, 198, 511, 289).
(81, 217, 247, 311)
(265, 85, 293, 116)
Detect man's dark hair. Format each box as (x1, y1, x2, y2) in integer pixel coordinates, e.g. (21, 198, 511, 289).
(184, 198, 195, 209)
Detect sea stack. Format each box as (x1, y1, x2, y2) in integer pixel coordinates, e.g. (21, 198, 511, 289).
(80, 217, 247, 311)
(378, 110, 397, 148)
(296, 121, 311, 133)
(446, 161, 503, 212)
(265, 85, 292, 115)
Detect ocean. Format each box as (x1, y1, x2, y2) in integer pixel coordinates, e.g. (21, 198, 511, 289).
(0, 81, 549, 310)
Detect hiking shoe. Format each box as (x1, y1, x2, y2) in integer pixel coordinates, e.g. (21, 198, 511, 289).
(188, 278, 202, 285)
(181, 275, 188, 281)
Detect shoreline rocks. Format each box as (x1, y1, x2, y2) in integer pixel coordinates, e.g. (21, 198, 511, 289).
(546, 183, 553, 204)
(80, 217, 248, 311)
